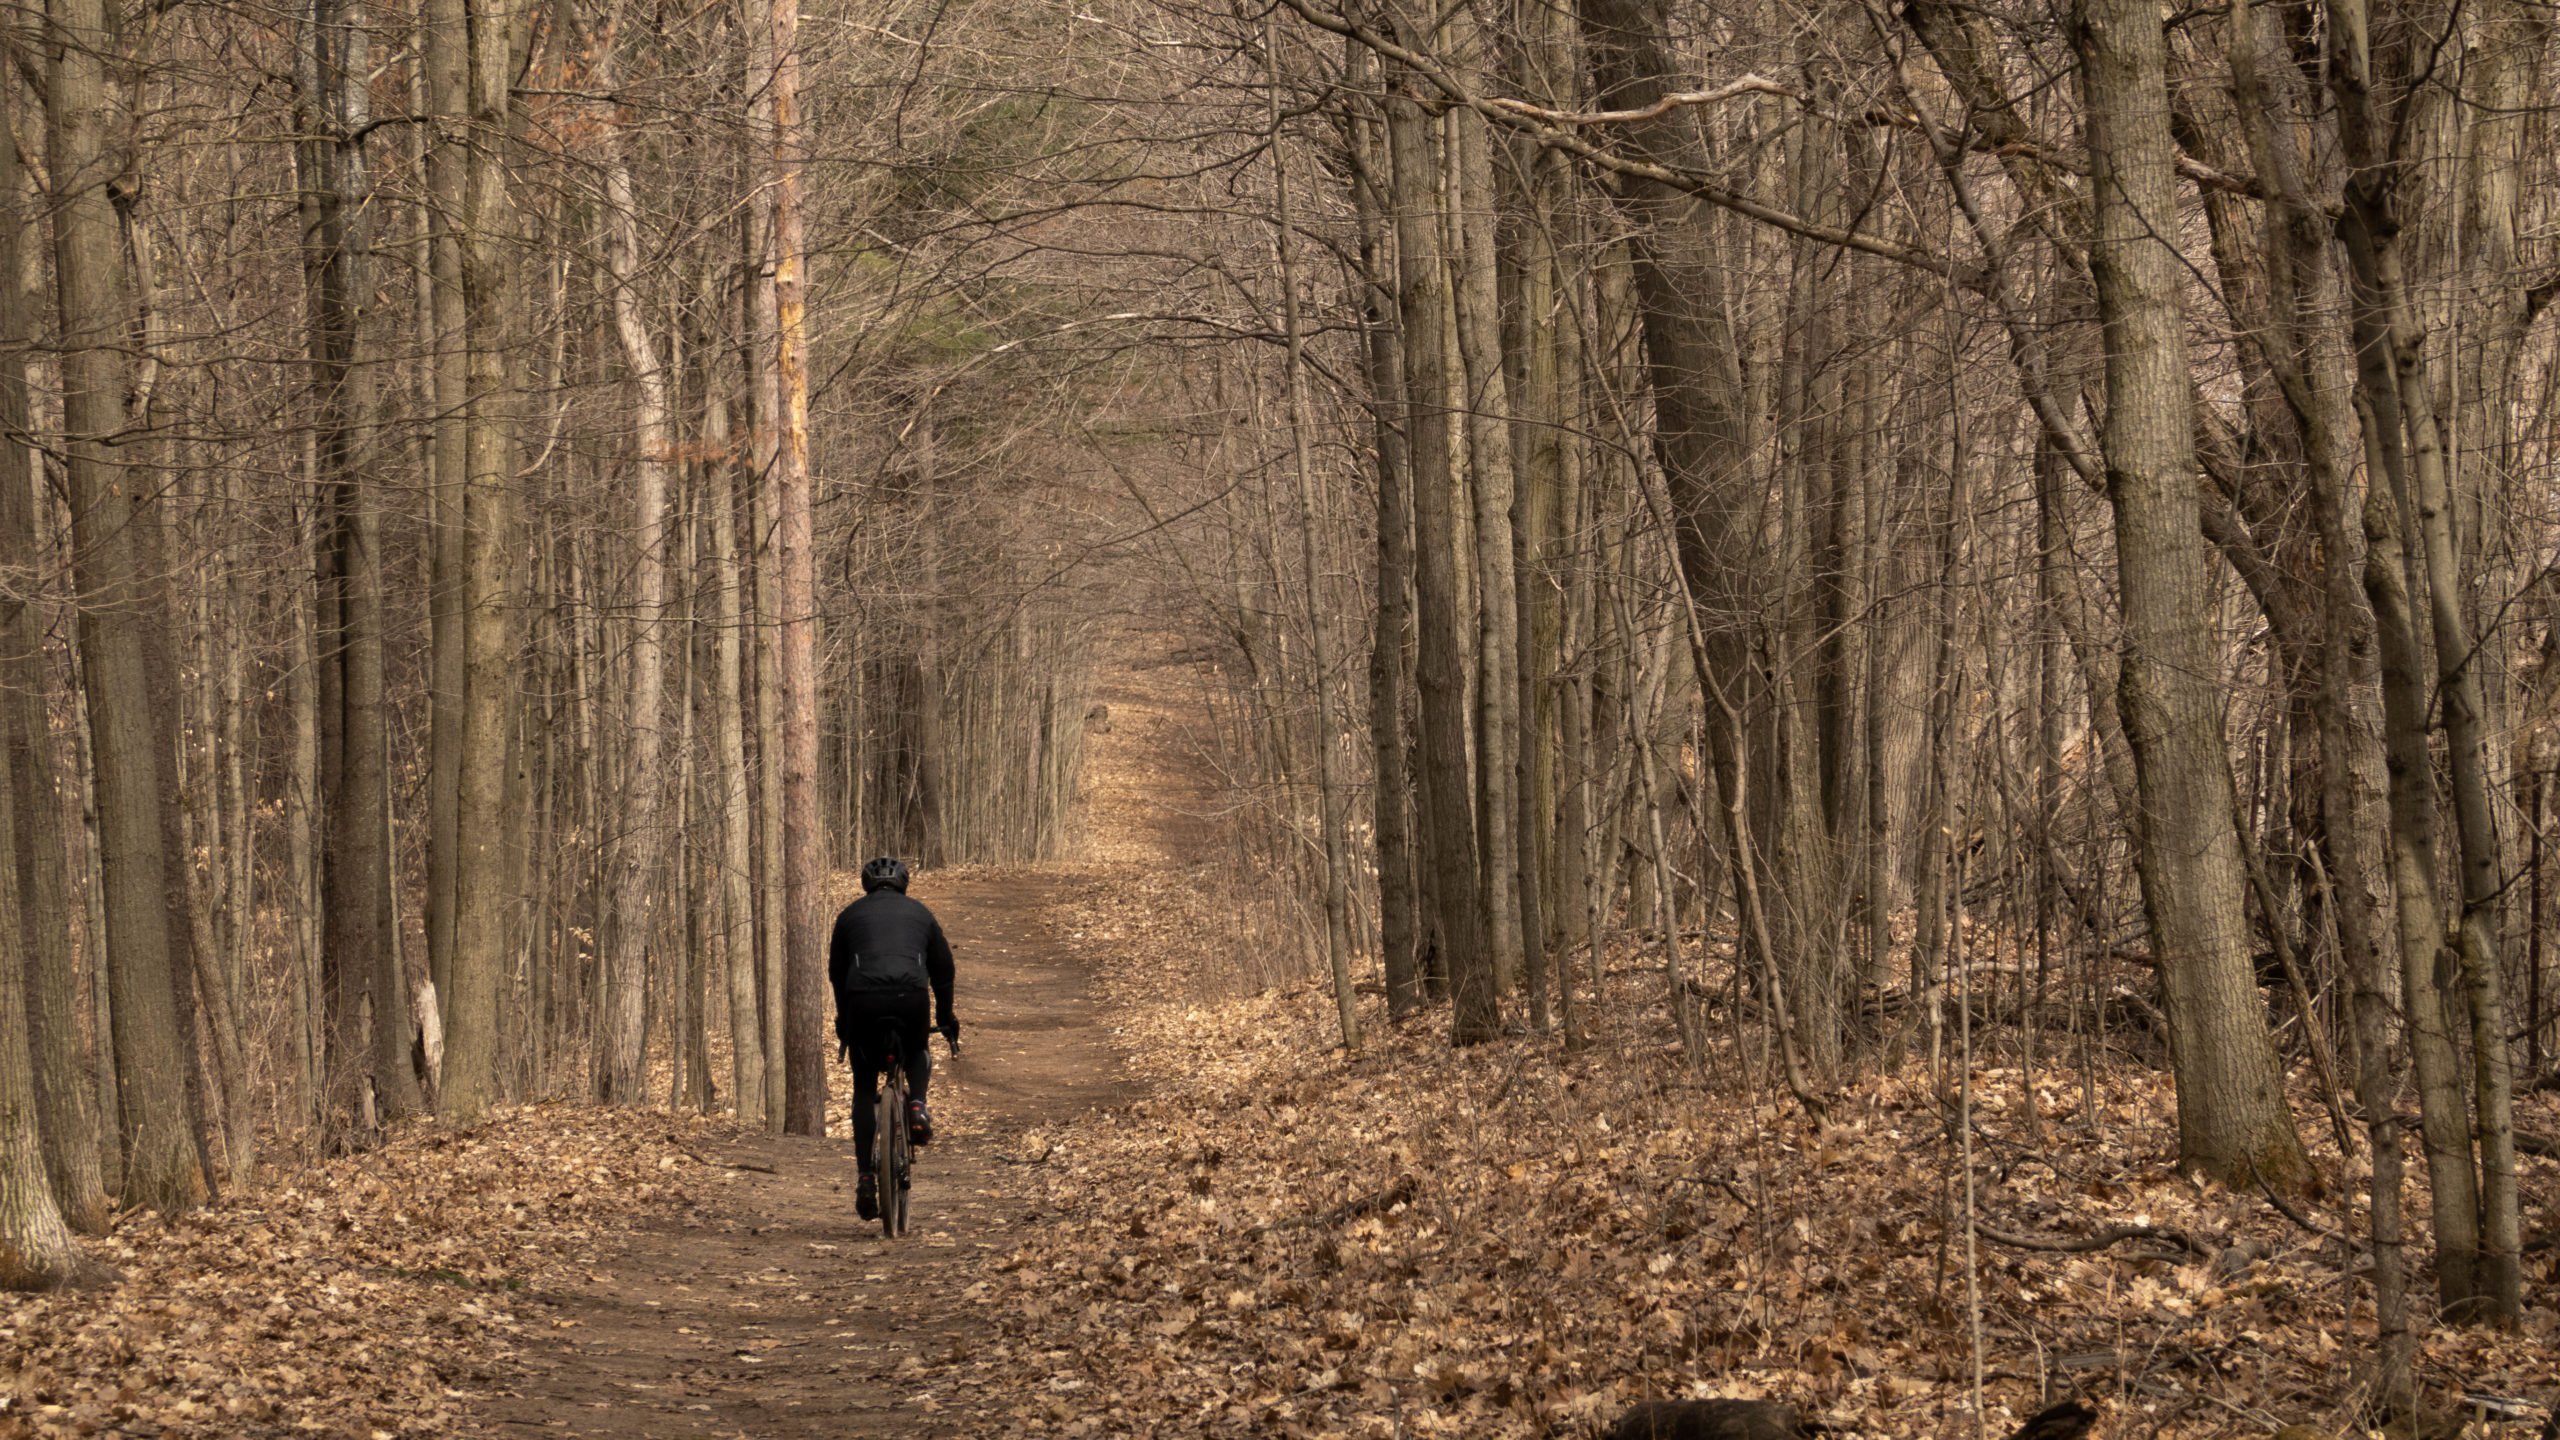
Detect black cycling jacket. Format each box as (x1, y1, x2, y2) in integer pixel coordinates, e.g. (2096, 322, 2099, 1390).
(826, 889, 955, 1020)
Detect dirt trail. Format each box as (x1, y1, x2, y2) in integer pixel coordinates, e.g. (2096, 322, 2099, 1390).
(466, 665, 1196, 1439)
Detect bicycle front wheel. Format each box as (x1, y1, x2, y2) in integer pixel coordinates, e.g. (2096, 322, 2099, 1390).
(889, 1067, 912, 1236)
(875, 1067, 907, 1239)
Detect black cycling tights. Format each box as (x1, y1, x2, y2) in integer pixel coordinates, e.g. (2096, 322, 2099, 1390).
(840, 995, 931, 1177)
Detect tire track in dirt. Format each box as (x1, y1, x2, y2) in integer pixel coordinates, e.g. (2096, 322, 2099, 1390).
(465, 867, 1132, 1439)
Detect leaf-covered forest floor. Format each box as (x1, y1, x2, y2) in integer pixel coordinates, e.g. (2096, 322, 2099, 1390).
(7, 659, 2556, 1438)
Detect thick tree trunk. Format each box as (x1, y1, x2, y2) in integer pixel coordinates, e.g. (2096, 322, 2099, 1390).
(1578, 0, 1760, 994)
(0, 132, 108, 1233)
(48, 0, 199, 1213)
(0, 753, 81, 1288)
(440, 0, 523, 1126)
(2072, 0, 2307, 1188)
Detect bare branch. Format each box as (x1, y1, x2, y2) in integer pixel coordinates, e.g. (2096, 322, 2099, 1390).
(1272, 0, 1988, 292)
(1482, 74, 1801, 125)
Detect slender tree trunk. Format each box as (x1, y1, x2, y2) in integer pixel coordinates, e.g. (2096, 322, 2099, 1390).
(424, 0, 468, 1026)
(1443, 17, 1523, 1005)
(596, 23, 675, 1106)
(742, 1, 789, 1130)
(677, 496, 711, 1111)
(304, 0, 419, 1128)
(1347, 67, 1419, 1017)
(285, 493, 321, 1135)
(2224, 1, 2410, 1379)
(707, 332, 765, 1123)
(769, 0, 824, 1133)
(1384, 43, 1492, 1044)
(2332, 107, 2524, 1317)
(1509, 84, 1570, 1034)
(1268, 17, 1359, 1052)
(752, 481, 788, 1130)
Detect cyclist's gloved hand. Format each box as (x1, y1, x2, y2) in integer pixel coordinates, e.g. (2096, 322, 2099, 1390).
(938, 1013, 961, 1046)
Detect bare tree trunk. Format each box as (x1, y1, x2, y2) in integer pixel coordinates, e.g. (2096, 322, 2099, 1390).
(302, 0, 419, 1131)
(595, 18, 675, 1106)
(424, 0, 468, 1028)
(70, 656, 119, 1190)
(2072, 0, 2308, 1188)
(769, 0, 825, 1133)
(2325, 49, 2524, 1311)
(676, 494, 711, 1111)
(48, 0, 199, 1213)
(1268, 16, 1359, 1052)
(1384, 41, 1492, 1045)
(1345, 62, 1419, 1017)
(1507, 46, 1572, 1032)
(741, 0, 789, 1130)
(1578, 0, 1761, 1005)
(706, 321, 765, 1122)
(0, 749, 81, 1288)
(0, 131, 108, 1232)
(286, 494, 321, 1136)
(441, 0, 523, 1126)
(1443, 13, 1523, 1005)
(2223, 0, 2410, 1382)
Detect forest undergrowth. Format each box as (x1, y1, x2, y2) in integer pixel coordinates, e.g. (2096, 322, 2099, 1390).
(978, 874, 2560, 1439)
(8, 862, 2553, 1438)
(0, 1108, 723, 1437)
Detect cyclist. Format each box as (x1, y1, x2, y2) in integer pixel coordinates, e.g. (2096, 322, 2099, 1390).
(828, 856, 960, 1222)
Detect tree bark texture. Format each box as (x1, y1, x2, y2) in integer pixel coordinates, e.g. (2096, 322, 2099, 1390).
(440, 0, 524, 1126)
(48, 0, 200, 1213)
(705, 350, 765, 1124)
(0, 751, 81, 1289)
(1354, 111, 1421, 1018)
(2071, 0, 2308, 1188)
(596, 18, 676, 1106)
(1384, 43, 1493, 1045)
(771, 0, 827, 1135)
(424, 0, 469, 1028)
(0, 127, 109, 1233)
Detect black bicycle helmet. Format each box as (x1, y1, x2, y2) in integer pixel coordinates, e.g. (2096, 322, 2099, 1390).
(860, 856, 911, 893)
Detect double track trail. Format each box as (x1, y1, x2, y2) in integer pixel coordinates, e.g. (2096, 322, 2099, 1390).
(466, 870, 1127, 1439)
(467, 666, 1209, 1438)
